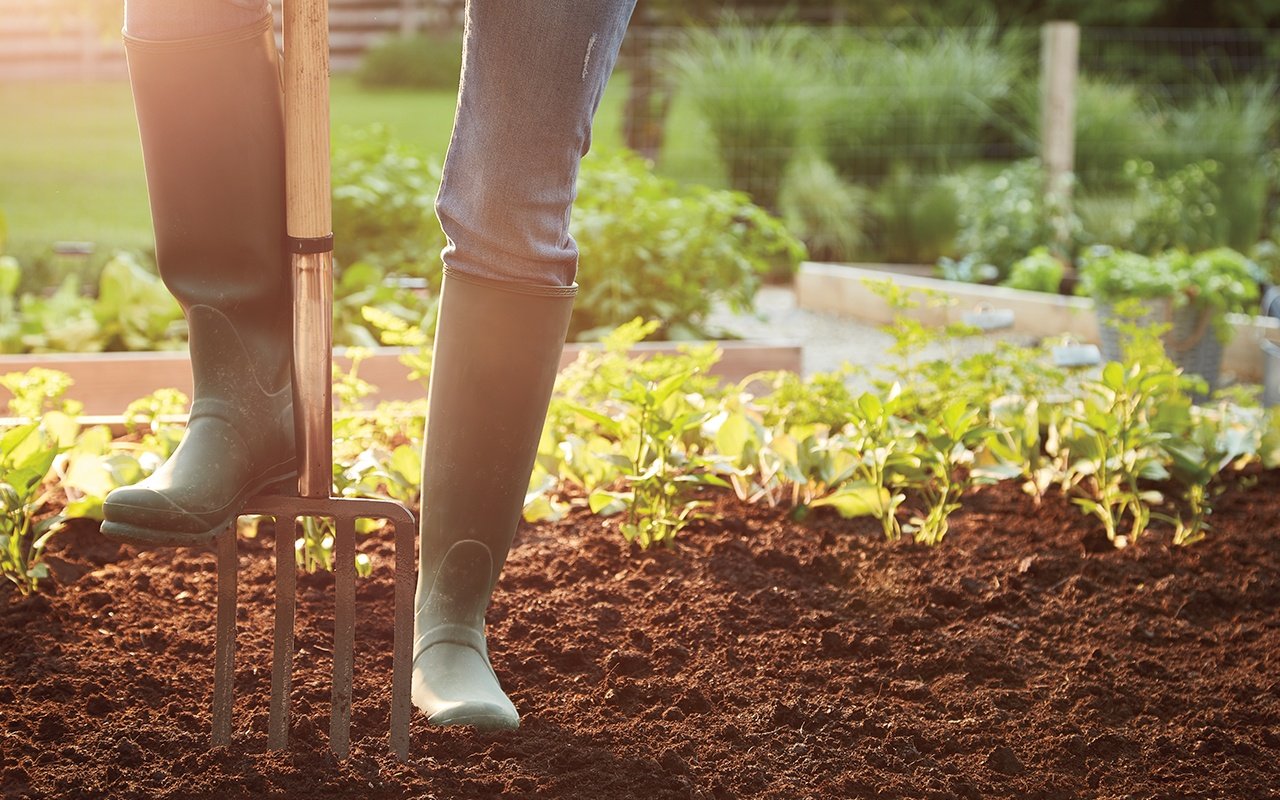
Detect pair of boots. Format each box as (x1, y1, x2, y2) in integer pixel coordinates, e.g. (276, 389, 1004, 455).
(101, 18, 562, 730)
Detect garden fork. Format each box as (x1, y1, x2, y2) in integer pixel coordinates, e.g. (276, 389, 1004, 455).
(209, 0, 416, 760)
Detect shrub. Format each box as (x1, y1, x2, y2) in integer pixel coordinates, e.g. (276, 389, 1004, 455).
(332, 126, 447, 281)
(1161, 79, 1277, 250)
(778, 155, 870, 265)
(1070, 77, 1167, 192)
(571, 150, 806, 340)
(949, 159, 1077, 275)
(1002, 247, 1065, 293)
(356, 31, 463, 91)
(669, 19, 819, 211)
(1124, 159, 1226, 255)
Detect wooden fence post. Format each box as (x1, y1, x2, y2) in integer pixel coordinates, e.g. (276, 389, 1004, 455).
(400, 0, 419, 35)
(1041, 21, 1079, 251)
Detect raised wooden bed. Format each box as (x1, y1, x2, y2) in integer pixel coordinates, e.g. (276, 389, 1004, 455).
(0, 340, 801, 416)
(796, 262, 1280, 382)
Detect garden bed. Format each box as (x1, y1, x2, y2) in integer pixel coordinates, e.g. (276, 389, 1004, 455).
(797, 262, 1280, 383)
(3, 474, 1279, 798)
(0, 340, 801, 416)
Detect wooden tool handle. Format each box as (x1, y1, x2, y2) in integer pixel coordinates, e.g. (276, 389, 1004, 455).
(284, 0, 331, 238)
(283, 0, 335, 500)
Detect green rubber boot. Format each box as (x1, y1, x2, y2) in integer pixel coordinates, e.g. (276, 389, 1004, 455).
(412, 271, 576, 730)
(100, 17, 295, 547)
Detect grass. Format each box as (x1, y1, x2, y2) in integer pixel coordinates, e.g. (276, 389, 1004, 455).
(0, 72, 642, 260)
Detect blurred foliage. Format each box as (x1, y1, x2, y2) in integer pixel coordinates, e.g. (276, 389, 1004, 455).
(668, 18, 818, 211)
(356, 31, 464, 91)
(778, 154, 871, 265)
(572, 150, 805, 341)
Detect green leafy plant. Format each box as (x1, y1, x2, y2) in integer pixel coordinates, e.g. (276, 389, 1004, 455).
(1162, 78, 1278, 250)
(0, 423, 63, 595)
(1066, 360, 1177, 546)
(1079, 245, 1261, 345)
(838, 386, 915, 540)
(93, 252, 185, 351)
(331, 126, 447, 281)
(1075, 246, 1177, 304)
(572, 150, 805, 341)
(1002, 247, 1065, 294)
(1122, 159, 1227, 255)
(1179, 247, 1263, 343)
(550, 319, 728, 547)
(983, 395, 1065, 505)
(905, 400, 1000, 546)
(332, 260, 437, 348)
(949, 160, 1079, 275)
(1159, 401, 1260, 546)
(936, 254, 998, 285)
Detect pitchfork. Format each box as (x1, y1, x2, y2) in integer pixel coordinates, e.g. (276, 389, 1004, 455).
(209, 0, 417, 760)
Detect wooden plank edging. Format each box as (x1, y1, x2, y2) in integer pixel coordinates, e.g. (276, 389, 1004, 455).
(0, 340, 801, 416)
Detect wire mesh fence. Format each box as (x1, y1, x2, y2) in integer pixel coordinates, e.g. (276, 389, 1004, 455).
(613, 20, 1279, 261)
(617, 22, 1279, 189)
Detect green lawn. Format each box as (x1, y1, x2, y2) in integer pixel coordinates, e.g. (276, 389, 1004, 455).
(0, 72, 659, 256)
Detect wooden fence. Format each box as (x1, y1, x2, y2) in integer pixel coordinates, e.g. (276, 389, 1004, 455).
(0, 0, 462, 80)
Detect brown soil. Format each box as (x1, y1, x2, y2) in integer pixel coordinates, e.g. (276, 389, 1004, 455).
(3, 473, 1280, 800)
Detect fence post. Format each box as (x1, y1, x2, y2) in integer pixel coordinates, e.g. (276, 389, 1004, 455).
(1041, 21, 1079, 251)
(400, 0, 419, 36)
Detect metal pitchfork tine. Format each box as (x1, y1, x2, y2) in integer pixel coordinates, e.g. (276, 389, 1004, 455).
(209, 0, 417, 760)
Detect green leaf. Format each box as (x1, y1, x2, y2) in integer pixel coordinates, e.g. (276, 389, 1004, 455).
(389, 444, 421, 484)
(714, 411, 754, 461)
(522, 495, 567, 523)
(1101, 361, 1125, 391)
(652, 370, 694, 406)
(566, 403, 622, 435)
(809, 482, 888, 518)
(588, 489, 630, 517)
(0, 422, 39, 462)
(857, 392, 883, 420)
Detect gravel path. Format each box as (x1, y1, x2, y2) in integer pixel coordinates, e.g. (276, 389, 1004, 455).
(708, 285, 1038, 379)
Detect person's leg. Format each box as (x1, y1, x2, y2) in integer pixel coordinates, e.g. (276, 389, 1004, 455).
(101, 2, 295, 545)
(413, 0, 636, 729)
(125, 0, 268, 39)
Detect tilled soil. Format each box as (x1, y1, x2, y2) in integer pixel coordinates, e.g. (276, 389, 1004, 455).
(2, 473, 1279, 799)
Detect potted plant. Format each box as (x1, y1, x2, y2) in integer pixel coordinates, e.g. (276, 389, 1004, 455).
(1076, 245, 1261, 394)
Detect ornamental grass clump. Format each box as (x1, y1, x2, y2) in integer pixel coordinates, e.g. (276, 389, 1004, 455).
(669, 18, 820, 211)
(821, 23, 1026, 184)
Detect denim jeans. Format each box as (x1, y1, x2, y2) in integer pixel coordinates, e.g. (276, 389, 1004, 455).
(124, 0, 637, 289)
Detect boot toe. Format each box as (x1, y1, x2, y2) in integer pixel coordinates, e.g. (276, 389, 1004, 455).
(103, 487, 214, 535)
(425, 699, 519, 731)
(411, 642, 519, 730)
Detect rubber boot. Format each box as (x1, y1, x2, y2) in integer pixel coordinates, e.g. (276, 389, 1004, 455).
(100, 16, 295, 546)
(412, 270, 576, 730)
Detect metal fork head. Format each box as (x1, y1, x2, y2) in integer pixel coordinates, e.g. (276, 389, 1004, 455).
(213, 494, 415, 760)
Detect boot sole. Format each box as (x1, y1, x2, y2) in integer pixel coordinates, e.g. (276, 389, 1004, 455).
(99, 463, 299, 547)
